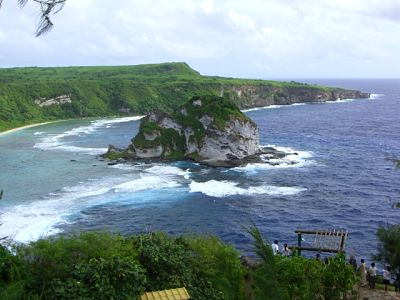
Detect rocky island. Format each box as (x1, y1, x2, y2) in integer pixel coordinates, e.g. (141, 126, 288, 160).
(104, 95, 286, 167)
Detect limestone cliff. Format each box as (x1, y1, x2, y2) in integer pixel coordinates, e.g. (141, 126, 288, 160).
(104, 95, 282, 167)
(219, 84, 370, 109)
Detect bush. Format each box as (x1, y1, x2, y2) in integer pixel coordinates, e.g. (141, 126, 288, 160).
(249, 227, 357, 300)
(375, 224, 400, 270)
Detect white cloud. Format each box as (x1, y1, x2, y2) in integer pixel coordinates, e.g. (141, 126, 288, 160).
(0, 0, 399, 77)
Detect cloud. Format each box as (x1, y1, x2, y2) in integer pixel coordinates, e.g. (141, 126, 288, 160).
(0, 0, 399, 77)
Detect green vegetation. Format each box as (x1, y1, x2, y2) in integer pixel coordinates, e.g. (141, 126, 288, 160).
(131, 95, 253, 160)
(374, 158, 400, 270)
(0, 230, 359, 300)
(248, 227, 357, 300)
(0, 62, 343, 132)
(375, 225, 400, 270)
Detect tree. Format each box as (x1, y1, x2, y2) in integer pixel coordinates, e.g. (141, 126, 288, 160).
(374, 157, 400, 269)
(0, 0, 66, 36)
(374, 225, 400, 270)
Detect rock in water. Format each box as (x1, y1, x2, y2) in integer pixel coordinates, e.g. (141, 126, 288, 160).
(103, 95, 280, 167)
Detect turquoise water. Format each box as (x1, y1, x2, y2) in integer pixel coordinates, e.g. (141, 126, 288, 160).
(1, 80, 399, 260)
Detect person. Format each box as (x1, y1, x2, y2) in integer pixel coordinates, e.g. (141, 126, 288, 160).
(316, 253, 321, 261)
(358, 259, 367, 287)
(348, 255, 357, 271)
(283, 243, 291, 256)
(368, 262, 377, 289)
(395, 269, 400, 292)
(271, 240, 279, 255)
(383, 266, 391, 291)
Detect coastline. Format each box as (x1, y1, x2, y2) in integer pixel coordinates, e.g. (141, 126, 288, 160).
(0, 121, 59, 137)
(0, 115, 145, 137)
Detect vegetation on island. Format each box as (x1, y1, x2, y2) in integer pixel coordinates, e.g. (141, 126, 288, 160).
(0, 62, 358, 132)
(0, 229, 358, 300)
(129, 95, 254, 161)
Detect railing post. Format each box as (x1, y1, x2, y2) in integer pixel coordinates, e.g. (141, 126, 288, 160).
(297, 233, 302, 255)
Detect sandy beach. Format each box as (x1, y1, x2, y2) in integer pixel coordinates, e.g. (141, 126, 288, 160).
(0, 121, 56, 137)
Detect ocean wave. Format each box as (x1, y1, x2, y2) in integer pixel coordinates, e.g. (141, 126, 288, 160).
(233, 145, 314, 172)
(0, 163, 190, 243)
(188, 180, 306, 198)
(34, 116, 143, 154)
(145, 165, 191, 179)
(242, 103, 306, 112)
(0, 178, 117, 243)
(369, 93, 382, 99)
(113, 175, 181, 193)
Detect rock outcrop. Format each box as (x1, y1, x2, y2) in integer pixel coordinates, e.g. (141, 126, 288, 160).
(34, 95, 72, 107)
(103, 95, 285, 167)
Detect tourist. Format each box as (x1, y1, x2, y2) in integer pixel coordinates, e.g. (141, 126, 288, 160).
(348, 255, 357, 271)
(316, 253, 321, 261)
(394, 269, 400, 292)
(358, 259, 367, 287)
(368, 262, 377, 289)
(383, 266, 391, 292)
(271, 240, 279, 255)
(283, 243, 291, 256)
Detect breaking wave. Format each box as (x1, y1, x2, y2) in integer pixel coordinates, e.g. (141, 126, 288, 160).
(34, 116, 143, 154)
(189, 180, 306, 198)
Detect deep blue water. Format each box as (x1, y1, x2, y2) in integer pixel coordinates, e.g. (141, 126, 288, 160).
(0, 79, 399, 262)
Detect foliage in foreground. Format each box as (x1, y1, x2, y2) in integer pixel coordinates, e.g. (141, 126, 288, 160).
(374, 224, 400, 270)
(0, 230, 358, 300)
(249, 227, 357, 300)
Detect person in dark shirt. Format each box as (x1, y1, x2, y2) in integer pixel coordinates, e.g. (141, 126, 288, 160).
(395, 269, 400, 292)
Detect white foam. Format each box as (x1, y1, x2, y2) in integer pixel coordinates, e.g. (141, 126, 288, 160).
(233, 145, 314, 172)
(0, 163, 186, 243)
(0, 178, 116, 243)
(189, 180, 305, 197)
(325, 98, 355, 104)
(113, 175, 181, 193)
(34, 131, 45, 136)
(34, 116, 143, 154)
(369, 93, 382, 99)
(145, 165, 190, 178)
(56, 145, 108, 155)
(242, 103, 307, 112)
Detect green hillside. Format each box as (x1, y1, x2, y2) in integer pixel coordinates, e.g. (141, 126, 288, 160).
(0, 62, 366, 132)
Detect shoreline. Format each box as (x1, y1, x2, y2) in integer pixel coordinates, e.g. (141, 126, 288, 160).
(0, 115, 145, 137)
(0, 121, 61, 137)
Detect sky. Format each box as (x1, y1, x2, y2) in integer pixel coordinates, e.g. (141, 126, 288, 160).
(0, 0, 400, 78)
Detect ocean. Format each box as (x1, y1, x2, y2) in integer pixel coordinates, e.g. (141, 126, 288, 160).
(0, 79, 399, 261)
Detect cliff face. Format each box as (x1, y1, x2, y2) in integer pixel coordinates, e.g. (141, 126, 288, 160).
(219, 85, 370, 109)
(104, 96, 273, 167)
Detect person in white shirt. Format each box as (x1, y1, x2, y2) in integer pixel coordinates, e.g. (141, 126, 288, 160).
(358, 259, 367, 287)
(368, 262, 377, 289)
(271, 240, 279, 255)
(383, 266, 391, 291)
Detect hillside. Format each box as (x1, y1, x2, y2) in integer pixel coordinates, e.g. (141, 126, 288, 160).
(0, 62, 369, 132)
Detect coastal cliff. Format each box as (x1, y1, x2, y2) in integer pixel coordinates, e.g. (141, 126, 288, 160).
(104, 95, 286, 167)
(219, 84, 368, 109)
(0, 62, 370, 132)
